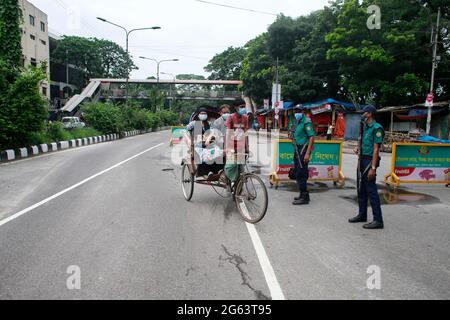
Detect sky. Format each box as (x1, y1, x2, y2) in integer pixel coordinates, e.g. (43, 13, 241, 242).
(29, 0, 330, 80)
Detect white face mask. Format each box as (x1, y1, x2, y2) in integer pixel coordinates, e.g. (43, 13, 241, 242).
(199, 114, 208, 121)
(222, 113, 230, 120)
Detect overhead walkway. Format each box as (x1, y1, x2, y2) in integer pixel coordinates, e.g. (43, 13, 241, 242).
(60, 80, 102, 115)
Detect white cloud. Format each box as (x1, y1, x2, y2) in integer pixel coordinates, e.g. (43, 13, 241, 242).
(29, 0, 329, 79)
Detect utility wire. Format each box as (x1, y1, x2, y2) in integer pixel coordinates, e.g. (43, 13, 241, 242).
(193, 0, 278, 16)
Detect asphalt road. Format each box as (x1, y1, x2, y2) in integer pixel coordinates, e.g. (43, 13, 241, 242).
(0, 130, 449, 300)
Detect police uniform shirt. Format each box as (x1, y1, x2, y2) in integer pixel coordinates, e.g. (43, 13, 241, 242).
(294, 116, 315, 146)
(362, 121, 384, 156)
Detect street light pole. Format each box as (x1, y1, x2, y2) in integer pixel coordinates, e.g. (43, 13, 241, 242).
(139, 57, 179, 111)
(426, 7, 441, 135)
(161, 72, 176, 110)
(97, 17, 160, 107)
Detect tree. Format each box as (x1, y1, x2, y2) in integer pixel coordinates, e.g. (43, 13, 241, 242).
(51, 36, 137, 88)
(325, 0, 448, 105)
(240, 34, 274, 103)
(0, 0, 22, 68)
(0, 62, 47, 148)
(205, 46, 246, 80)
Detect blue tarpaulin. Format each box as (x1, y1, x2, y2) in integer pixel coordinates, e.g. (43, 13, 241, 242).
(417, 135, 450, 144)
(302, 98, 357, 110)
(283, 101, 294, 109)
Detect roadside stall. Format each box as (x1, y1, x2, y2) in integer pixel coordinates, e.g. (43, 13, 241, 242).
(302, 99, 356, 137)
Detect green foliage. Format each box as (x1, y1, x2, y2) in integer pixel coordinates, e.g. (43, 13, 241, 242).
(51, 36, 137, 88)
(240, 34, 274, 103)
(81, 102, 179, 134)
(0, 0, 22, 68)
(46, 121, 72, 142)
(70, 127, 102, 139)
(205, 47, 246, 80)
(0, 63, 48, 149)
(29, 123, 103, 144)
(231, 0, 450, 106)
(82, 102, 123, 134)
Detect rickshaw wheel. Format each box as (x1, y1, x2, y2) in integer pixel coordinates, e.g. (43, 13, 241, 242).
(181, 163, 194, 201)
(235, 174, 268, 224)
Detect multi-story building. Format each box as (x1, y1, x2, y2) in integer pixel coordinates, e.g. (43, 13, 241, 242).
(18, 0, 50, 100)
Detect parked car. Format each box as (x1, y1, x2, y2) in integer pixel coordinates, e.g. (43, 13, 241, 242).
(62, 117, 86, 129)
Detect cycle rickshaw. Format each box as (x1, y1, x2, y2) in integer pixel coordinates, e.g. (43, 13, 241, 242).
(180, 107, 268, 224)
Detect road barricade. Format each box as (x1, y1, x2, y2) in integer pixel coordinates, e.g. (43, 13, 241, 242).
(269, 139, 345, 188)
(170, 126, 187, 147)
(385, 142, 450, 189)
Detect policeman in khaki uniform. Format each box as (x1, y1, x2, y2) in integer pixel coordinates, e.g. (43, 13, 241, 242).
(349, 105, 385, 229)
(291, 106, 315, 206)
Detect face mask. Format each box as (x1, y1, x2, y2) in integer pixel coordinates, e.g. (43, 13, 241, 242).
(222, 113, 230, 120)
(361, 114, 368, 123)
(199, 114, 208, 121)
(239, 108, 247, 116)
(295, 113, 303, 121)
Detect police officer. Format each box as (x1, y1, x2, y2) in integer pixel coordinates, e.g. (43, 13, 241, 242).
(349, 105, 385, 229)
(291, 106, 315, 205)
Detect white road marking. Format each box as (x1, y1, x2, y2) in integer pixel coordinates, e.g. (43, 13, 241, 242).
(0, 143, 164, 228)
(245, 222, 286, 300)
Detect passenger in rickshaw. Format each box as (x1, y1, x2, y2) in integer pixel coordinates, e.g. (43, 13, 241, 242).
(224, 104, 249, 184)
(209, 104, 231, 146)
(185, 107, 224, 178)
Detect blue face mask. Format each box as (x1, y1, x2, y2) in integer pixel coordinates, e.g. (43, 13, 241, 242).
(199, 114, 208, 121)
(222, 113, 230, 120)
(295, 113, 303, 121)
(239, 108, 247, 116)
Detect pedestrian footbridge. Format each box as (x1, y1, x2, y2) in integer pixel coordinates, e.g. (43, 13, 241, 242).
(61, 78, 243, 116)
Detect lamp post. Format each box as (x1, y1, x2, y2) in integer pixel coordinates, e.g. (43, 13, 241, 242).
(96, 17, 160, 107)
(139, 57, 179, 83)
(161, 72, 177, 110)
(139, 57, 179, 110)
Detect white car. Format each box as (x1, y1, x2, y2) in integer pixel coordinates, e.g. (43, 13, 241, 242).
(62, 117, 86, 129)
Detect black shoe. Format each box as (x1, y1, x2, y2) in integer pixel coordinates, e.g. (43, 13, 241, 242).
(293, 193, 310, 205)
(363, 221, 384, 230)
(293, 198, 309, 205)
(295, 192, 310, 201)
(349, 215, 368, 223)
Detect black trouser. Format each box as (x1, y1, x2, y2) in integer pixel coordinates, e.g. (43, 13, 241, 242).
(294, 145, 309, 193)
(358, 156, 383, 223)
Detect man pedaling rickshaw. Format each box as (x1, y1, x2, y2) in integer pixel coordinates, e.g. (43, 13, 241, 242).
(224, 104, 250, 186)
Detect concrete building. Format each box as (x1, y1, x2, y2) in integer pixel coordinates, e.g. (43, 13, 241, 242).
(18, 0, 50, 100)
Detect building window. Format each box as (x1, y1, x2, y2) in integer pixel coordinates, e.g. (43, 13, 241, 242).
(40, 39, 46, 45)
(31, 58, 37, 67)
(30, 34, 36, 40)
(42, 87, 47, 96)
(40, 22, 45, 32)
(29, 15, 35, 26)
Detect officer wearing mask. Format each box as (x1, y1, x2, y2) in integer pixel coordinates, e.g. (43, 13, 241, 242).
(291, 106, 315, 205)
(349, 105, 385, 229)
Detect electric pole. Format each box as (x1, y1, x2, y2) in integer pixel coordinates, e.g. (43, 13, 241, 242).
(426, 7, 441, 135)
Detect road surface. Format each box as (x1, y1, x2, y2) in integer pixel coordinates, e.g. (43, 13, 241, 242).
(0, 130, 449, 300)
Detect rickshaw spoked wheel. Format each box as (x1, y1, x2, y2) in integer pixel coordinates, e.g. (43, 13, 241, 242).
(181, 163, 194, 201)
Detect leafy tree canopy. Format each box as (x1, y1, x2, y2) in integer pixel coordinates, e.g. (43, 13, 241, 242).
(51, 36, 137, 88)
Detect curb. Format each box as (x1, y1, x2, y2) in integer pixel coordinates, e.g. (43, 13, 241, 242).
(0, 128, 170, 163)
